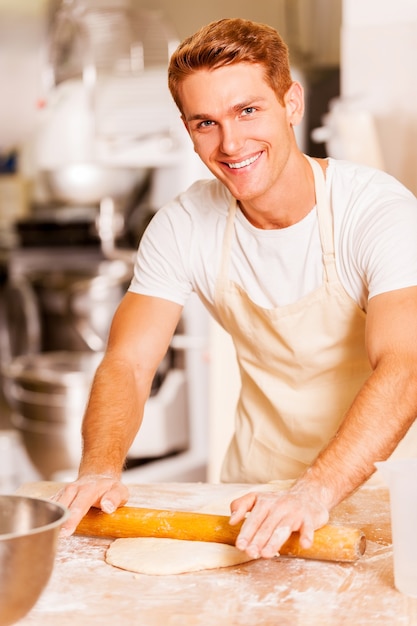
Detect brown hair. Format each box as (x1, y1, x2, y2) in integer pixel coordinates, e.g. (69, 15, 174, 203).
(168, 18, 293, 113)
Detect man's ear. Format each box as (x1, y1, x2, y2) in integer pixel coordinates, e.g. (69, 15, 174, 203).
(284, 81, 305, 126)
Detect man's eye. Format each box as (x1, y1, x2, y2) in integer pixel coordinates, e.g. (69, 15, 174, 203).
(199, 120, 215, 128)
(242, 107, 256, 116)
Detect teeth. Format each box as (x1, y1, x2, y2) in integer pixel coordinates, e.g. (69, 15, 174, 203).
(227, 153, 261, 169)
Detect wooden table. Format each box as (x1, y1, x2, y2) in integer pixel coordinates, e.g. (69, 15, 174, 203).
(15, 481, 417, 625)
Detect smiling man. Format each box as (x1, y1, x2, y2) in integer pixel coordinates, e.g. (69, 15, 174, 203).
(178, 63, 301, 224)
(56, 18, 417, 561)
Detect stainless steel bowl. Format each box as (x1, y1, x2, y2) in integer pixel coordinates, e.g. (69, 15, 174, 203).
(40, 163, 148, 206)
(0, 495, 69, 626)
(11, 413, 82, 479)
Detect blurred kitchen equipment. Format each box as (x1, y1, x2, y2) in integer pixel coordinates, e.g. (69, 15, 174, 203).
(0, 161, 30, 252)
(46, 1, 177, 85)
(27, 259, 132, 352)
(0, 495, 68, 626)
(2, 256, 131, 353)
(311, 97, 385, 169)
(0, 428, 40, 489)
(4, 239, 208, 480)
(3, 351, 102, 477)
(30, 1, 180, 205)
(95, 196, 139, 264)
(375, 458, 417, 597)
(40, 162, 147, 207)
(0, 274, 41, 369)
(2, 345, 178, 479)
(6, 1, 211, 484)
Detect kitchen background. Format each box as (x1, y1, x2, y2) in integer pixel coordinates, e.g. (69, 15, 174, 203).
(0, 0, 416, 491)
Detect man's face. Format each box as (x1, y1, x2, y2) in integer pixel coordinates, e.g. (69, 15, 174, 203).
(179, 62, 303, 210)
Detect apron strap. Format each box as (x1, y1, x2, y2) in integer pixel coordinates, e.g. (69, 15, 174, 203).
(304, 154, 338, 284)
(216, 195, 237, 293)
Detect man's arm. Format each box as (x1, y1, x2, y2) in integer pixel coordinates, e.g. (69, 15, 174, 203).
(230, 285, 417, 559)
(55, 292, 183, 535)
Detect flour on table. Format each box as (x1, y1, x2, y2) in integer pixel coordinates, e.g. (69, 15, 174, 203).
(105, 537, 254, 575)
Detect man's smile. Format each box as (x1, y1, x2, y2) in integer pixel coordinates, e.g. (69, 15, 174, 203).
(225, 152, 262, 169)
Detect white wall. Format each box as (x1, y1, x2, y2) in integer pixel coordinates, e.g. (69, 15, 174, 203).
(341, 0, 417, 194)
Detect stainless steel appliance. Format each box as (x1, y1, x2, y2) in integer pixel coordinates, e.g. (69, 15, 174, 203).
(2, 1, 211, 483)
(4, 235, 209, 482)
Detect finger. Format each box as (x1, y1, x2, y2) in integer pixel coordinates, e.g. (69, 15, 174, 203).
(100, 483, 129, 514)
(259, 524, 292, 558)
(51, 483, 79, 508)
(57, 480, 127, 537)
(59, 498, 92, 537)
(235, 507, 271, 556)
(238, 509, 295, 558)
(100, 497, 117, 514)
(70, 482, 129, 532)
(298, 519, 315, 549)
(229, 492, 258, 525)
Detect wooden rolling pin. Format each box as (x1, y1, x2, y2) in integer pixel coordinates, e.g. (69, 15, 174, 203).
(75, 506, 366, 562)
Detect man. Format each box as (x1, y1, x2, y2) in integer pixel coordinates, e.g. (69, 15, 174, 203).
(56, 18, 417, 560)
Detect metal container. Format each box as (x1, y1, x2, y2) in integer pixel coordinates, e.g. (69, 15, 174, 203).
(11, 413, 82, 479)
(40, 163, 148, 206)
(8, 258, 132, 353)
(2, 350, 171, 478)
(4, 351, 102, 396)
(3, 352, 102, 478)
(0, 495, 68, 626)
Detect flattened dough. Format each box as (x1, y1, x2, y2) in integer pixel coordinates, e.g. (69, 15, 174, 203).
(105, 537, 254, 575)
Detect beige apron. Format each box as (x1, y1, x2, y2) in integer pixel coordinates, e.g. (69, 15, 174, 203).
(215, 156, 373, 483)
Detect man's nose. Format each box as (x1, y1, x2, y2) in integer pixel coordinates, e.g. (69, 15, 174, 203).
(219, 121, 244, 154)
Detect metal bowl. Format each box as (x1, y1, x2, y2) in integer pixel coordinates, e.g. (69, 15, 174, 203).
(11, 413, 83, 479)
(40, 163, 148, 206)
(0, 495, 69, 626)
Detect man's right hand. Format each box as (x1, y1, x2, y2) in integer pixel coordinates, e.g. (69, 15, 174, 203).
(51, 475, 130, 537)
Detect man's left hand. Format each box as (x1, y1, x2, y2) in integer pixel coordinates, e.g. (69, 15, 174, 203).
(229, 487, 329, 559)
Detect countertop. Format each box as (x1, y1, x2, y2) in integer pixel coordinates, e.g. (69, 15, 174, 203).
(15, 481, 417, 626)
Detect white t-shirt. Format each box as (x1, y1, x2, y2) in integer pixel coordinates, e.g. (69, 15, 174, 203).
(129, 158, 417, 322)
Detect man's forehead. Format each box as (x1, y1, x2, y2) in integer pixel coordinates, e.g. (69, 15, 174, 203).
(177, 64, 274, 117)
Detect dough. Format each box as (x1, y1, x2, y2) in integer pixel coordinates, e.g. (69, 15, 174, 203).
(105, 537, 254, 575)
(104, 484, 288, 575)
